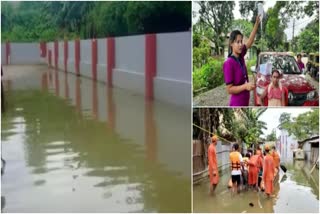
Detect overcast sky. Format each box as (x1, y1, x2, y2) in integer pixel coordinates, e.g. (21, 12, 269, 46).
(192, 0, 315, 41)
(259, 108, 313, 138)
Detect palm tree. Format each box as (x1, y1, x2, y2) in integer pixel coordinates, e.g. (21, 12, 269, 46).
(233, 108, 267, 149)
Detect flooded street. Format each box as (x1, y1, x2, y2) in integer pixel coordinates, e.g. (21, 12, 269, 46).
(193, 161, 319, 213)
(1, 65, 191, 212)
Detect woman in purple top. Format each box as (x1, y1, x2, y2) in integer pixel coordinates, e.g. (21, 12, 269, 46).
(223, 15, 261, 106)
(297, 54, 305, 71)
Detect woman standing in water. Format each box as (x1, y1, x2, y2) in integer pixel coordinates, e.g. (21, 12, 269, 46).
(223, 15, 260, 106)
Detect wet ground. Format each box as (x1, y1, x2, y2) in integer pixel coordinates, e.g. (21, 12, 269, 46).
(1, 65, 191, 212)
(193, 161, 319, 213)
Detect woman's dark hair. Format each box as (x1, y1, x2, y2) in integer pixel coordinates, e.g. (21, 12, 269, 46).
(297, 53, 301, 58)
(271, 70, 281, 76)
(228, 30, 243, 57)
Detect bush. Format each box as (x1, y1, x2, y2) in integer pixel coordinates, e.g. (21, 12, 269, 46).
(193, 57, 224, 96)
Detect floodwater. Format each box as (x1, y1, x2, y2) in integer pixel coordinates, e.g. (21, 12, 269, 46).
(193, 161, 319, 213)
(1, 65, 191, 213)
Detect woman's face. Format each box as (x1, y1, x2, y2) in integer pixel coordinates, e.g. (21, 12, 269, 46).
(231, 35, 243, 55)
(271, 71, 280, 85)
(297, 56, 301, 61)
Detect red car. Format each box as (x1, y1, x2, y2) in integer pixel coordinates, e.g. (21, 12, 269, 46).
(251, 52, 319, 106)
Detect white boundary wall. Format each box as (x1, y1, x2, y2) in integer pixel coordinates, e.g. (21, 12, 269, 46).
(114, 35, 145, 94)
(5, 31, 191, 107)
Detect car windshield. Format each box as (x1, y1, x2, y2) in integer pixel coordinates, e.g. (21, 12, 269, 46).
(259, 54, 301, 74)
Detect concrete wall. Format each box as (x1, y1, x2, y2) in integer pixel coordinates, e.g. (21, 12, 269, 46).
(10, 43, 42, 64)
(58, 41, 64, 70)
(7, 31, 191, 107)
(114, 35, 145, 93)
(279, 130, 298, 161)
(154, 32, 191, 107)
(97, 39, 107, 83)
(67, 41, 75, 74)
(80, 39, 92, 78)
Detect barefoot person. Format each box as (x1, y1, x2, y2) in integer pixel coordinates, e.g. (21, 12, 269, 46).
(208, 135, 219, 195)
(223, 15, 261, 106)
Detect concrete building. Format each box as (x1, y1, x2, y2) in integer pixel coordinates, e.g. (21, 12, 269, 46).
(277, 129, 299, 162)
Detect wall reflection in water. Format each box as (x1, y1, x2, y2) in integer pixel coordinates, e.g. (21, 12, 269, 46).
(1, 66, 191, 212)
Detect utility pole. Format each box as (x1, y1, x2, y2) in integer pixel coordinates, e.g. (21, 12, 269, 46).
(292, 19, 295, 52)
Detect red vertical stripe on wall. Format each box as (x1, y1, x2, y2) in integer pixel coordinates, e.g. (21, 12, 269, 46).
(145, 34, 157, 99)
(64, 40, 68, 72)
(5, 42, 10, 65)
(40, 42, 47, 58)
(92, 39, 98, 81)
(107, 38, 115, 87)
(54, 41, 59, 69)
(75, 39, 80, 76)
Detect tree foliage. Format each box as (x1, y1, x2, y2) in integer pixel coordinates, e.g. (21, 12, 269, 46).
(229, 19, 253, 38)
(1, 1, 191, 42)
(266, 129, 277, 141)
(296, 20, 319, 53)
(197, 1, 235, 55)
(193, 108, 267, 149)
(264, 4, 287, 51)
(279, 109, 319, 141)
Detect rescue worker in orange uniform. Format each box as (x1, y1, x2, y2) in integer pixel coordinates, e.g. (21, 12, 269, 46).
(263, 145, 275, 198)
(208, 135, 219, 195)
(248, 148, 263, 191)
(272, 145, 280, 178)
(256, 147, 264, 190)
(230, 143, 243, 194)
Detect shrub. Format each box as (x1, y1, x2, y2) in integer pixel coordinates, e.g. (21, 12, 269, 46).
(193, 57, 224, 96)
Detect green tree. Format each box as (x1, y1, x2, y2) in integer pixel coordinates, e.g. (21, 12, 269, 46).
(1, 1, 191, 42)
(229, 19, 253, 38)
(197, 1, 235, 55)
(265, 6, 286, 51)
(266, 129, 277, 141)
(297, 20, 319, 53)
(239, 1, 264, 23)
(233, 108, 267, 147)
(280, 109, 319, 141)
(278, 112, 291, 129)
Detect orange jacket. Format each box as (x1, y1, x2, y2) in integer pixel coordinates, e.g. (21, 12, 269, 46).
(230, 151, 241, 170)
